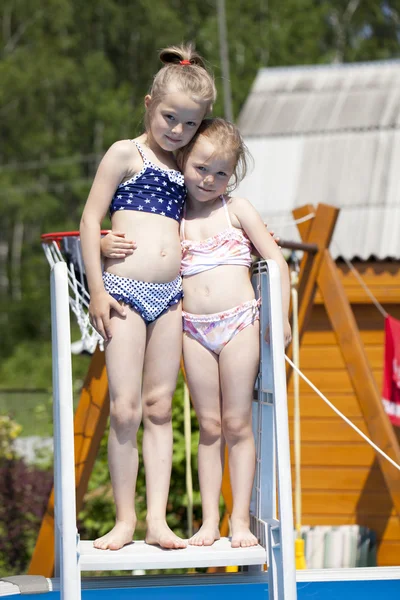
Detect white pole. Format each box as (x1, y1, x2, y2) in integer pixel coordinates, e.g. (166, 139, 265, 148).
(267, 260, 297, 599)
(291, 271, 302, 537)
(51, 262, 80, 600)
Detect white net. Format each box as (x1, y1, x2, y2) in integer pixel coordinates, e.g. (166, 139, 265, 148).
(42, 234, 103, 354)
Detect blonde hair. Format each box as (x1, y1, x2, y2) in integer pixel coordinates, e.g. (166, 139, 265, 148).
(177, 118, 251, 191)
(145, 44, 216, 129)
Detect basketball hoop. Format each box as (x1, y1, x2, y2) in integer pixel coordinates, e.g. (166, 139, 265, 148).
(41, 231, 107, 354)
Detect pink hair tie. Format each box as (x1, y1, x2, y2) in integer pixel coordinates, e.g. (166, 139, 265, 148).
(179, 60, 191, 66)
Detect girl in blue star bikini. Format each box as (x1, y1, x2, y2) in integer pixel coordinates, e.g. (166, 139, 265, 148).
(100, 112, 291, 548)
(80, 44, 216, 551)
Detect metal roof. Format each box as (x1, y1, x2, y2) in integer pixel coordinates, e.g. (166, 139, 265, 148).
(236, 61, 400, 260)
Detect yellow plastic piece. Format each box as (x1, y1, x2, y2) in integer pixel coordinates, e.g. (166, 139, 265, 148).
(295, 537, 307, 570)
(226, 565, 238, 572)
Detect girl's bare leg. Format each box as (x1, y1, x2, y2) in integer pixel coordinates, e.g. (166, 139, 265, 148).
(142, 303, 187, 549)
(94, 308, 146, 550)
(183, 334, 223, 546)
(219, 321, 260, 548)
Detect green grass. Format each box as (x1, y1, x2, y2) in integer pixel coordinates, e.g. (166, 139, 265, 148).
(0, 384, 87, 438)
(0, 332, 92, 437)
(0, 391, 53, 437)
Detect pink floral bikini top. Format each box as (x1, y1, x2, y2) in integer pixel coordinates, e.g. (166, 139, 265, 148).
(180, 196, 253, 277)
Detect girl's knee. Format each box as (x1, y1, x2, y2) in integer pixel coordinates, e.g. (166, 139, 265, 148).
(222, 414, 251, 444)
(110, 398, 142, 433)
(142, 389, 173, 426)
(199, 416, 222, 444)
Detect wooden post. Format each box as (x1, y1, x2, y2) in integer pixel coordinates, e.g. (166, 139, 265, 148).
(316, 250, 400, 515)
(291, 207, 400, 517)
(286, 204, 339, 381)
(28, 347, 109, 577)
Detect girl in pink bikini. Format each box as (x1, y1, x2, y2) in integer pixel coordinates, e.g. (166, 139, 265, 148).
(102, 118, 291, 549)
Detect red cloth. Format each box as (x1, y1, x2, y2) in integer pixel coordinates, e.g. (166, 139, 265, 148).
(382, 315, 400, 427)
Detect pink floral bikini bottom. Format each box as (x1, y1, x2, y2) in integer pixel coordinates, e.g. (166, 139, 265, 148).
(182, 298, 260, 355)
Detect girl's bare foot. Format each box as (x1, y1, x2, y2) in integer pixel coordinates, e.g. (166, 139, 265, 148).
(145, 518, 187, 549)
(231, 517, 258, 548)
(93, 520, 135, 550)
(189, 520, 220, 546)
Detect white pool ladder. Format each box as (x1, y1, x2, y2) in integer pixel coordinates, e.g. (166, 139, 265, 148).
(50, 259, 296, 600)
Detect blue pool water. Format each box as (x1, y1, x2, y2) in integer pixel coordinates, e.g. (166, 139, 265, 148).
(3, 577, 400, 599)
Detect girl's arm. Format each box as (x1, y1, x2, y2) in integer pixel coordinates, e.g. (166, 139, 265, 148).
(80, 141, 136, 340)
(101, 231, 136, 259)
(231, 196, 291, 346)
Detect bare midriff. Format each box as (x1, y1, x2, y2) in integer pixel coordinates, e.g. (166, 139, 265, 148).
(182, 265, 255, 314)
(104, 211, 182, 283)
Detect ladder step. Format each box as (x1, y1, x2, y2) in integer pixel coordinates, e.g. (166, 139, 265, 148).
(79, 538, 267, 571)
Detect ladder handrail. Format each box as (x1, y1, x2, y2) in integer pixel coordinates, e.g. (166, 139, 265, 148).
(268, 260, 297, 598)
(51, 262, 79, 599)
(251, 260, 297, 600)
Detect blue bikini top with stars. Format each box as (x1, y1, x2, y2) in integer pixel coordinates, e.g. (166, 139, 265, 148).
(110, 141, 186, 222)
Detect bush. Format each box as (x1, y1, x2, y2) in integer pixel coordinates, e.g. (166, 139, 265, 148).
(0, 416, 22, 460)
(0, 416, 53, 576)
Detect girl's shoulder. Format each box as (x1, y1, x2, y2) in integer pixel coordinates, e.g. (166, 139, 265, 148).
(108, 139, 141, 161)
(224, 194, 250, 208)
(107, 139, 144, 179)
(224, 194, 252, 224)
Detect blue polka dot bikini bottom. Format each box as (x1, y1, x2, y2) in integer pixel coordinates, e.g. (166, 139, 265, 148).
(103, 271, 183, 324)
